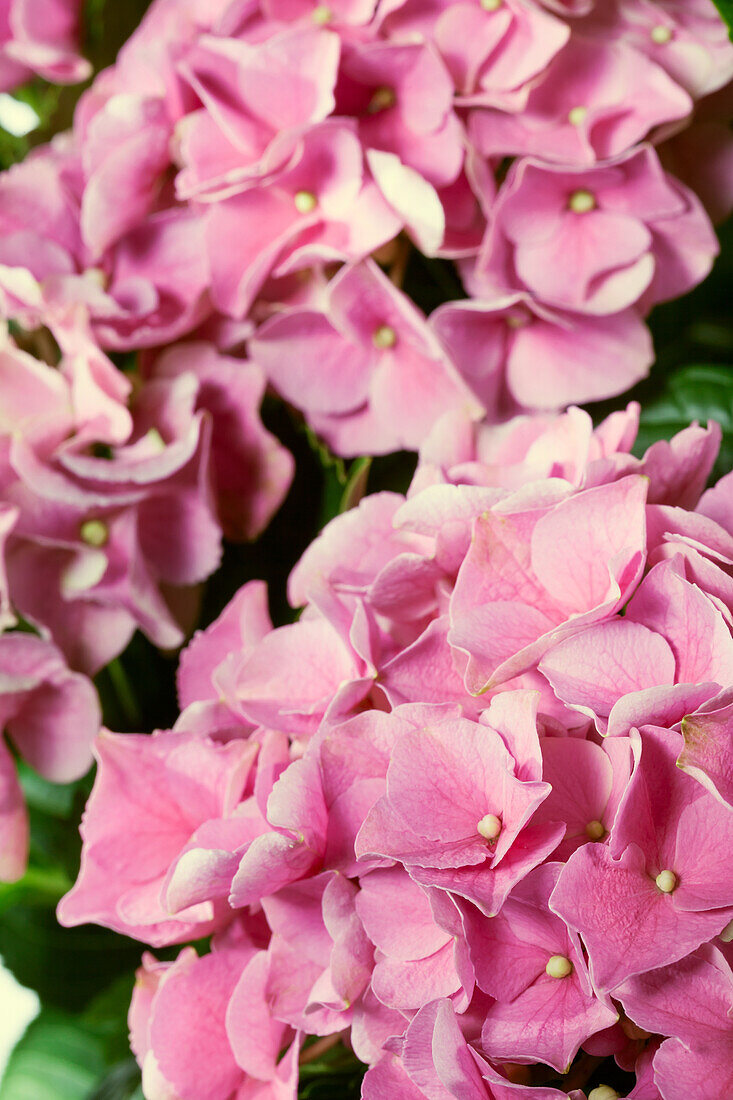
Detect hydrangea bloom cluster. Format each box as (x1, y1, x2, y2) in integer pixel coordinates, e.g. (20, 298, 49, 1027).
(0, 312, 292, 881)
(0, 0, 732, 452)
(59, 403, 733, 1099)
(0, 324, 292, 672)
(1, 0, 732, 1093)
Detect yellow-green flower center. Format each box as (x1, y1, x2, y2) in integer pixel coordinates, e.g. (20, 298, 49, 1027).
(372, 325, 397, 349)
(368, 87, 396, 114)
(655, 869, 677, 894)
(477, 813, 502, 841)
(568, 106, 589, 126)
(545, 955, 573, 979)
(312, 4, 332, 24)
(294, 190, 318, 214)
(80, 519, 109, 548)
(568, 188, 596, 213)
(650, 24, 673, 45)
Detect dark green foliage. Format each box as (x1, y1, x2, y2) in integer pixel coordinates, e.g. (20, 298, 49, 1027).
(712, 0, 733, 37)
(0, 980, 142, 1100)
(298, 1068, 367, 1099)
(635, 363, 733, 480)
(403, 250, 467, 315)
(1, 1009, 108, 1100)
(0, 903, 142, 1015)
(298, 1044, 367, 1099)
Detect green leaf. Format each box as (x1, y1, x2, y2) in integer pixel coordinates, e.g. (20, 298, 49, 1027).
(86, 1060, 141, 1100)
(368, 451, 417, 497)
(15, 763, 91, 881)
(12, 82, 61, 132)
(0, 1009, 106, 1100)
(0, 902, 142, 1012)
(104, 659, 143, 730)
(635, 363, 733, 481)
(298, 1040, 366, 1098)
(0, 866, 71, 919)
(0, 971, 142, 1099)
(403, 251, 466, 314)
(16, 762, 79, 820)
(301, 425, 350, 530)
(340, 457, 372, 513)
(298, 1069, 365, 1099)
(80, 974, 137, 1065)
(712, 0, 733, 36)
(95, 633, 178, 734)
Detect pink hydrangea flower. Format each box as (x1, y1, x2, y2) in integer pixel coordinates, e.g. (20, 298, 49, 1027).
(0, 632, 99, 881)
(380, 0, 571, 110)
(430, 295, 653, 413)
(539, 558, 733, 734)
(468, 37, 692, 166)
(336, 39, 464, 189)
(479, 145, 719, 315)
(60, 391, 733, 1098)
(597, 0, 733, 98)
(0, 325, 292, 671)
(0, 0, 729, 455)
(205, 120, 402, 319)
(258, 870, 374, 1034)
(411, 403, 642, 496)
(176, 578, 273, 730)
(363, 998, 587, 1099)
(3, 363, 222, 672)
(175, 25, 342, 201)
(356, 866, 471, 1012)
(0, 0, 90, 91)
(58, 729, 258, 944)
(465, 864, 618, 1071)
(448, 475, 648, 691)
(129, 934, 301, 1100)
(550, 725, 733, 989)
(355, 707, 560, 915)
(251, 259, 480, 456)
(146, 342, 294, 541)
(679, 700, 733, 809)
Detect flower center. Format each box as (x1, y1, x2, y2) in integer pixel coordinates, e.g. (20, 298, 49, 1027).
(145, 428, 166, 453)
(480, 0, 502, 9)
(294, 190, 318, 214)
(477, 813, 502, 841)
(720, 918, 733, 943)
(85, 267, 107, 289)
(585, 820, 605, 841)
(650, 24, 673, 44)
(568, 188, 596, 213)
(589, 1089, 619, 1100)
(568, 105, 588, 126)
(368, 86, 396, 114)
(372, 324, 397, 349)
(312, 4, 332, 23)
(80, 519, 109, 548)
(655, 869, 677, 893)
(545, 955, 573, 979)
(506, 310, 531, 330)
